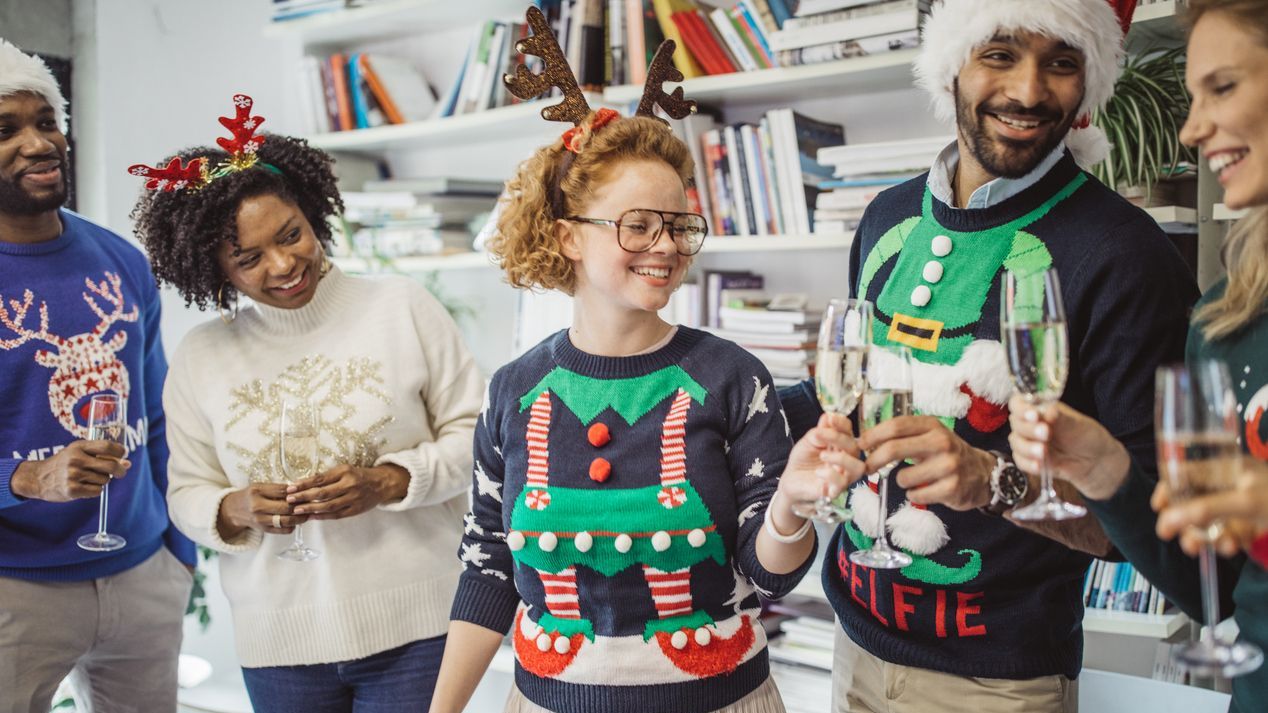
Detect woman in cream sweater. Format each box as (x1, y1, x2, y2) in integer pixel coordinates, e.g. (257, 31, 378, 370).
(130, 99, 482, 712)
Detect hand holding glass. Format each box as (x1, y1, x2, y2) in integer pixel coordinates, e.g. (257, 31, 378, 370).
(791, 299, 871, 523)
(77, 394, 127, 552)
(1001, 268, 1085, 520)
(1157, 361, 1262, 678)
(278, 399, 321, 562)
(850, 345, 914, 569)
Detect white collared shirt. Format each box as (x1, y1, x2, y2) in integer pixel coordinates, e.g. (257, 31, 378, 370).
(927, 140, 1068, 210)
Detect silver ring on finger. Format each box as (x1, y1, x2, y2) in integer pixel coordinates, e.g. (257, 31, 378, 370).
(272, 514, 283, 529)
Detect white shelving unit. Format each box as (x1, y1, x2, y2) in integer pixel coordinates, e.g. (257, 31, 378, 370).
(262, 0, 523, 47)
(306, 100, 566, 154)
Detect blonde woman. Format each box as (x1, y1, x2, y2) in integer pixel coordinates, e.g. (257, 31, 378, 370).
(1008, 1, 1268, 710)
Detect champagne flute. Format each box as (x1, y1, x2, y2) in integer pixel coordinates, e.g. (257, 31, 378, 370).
(1157, 361, 1263, 677)
(791, 298, 872, 523)
(77, 394, 128, 552)
(278, 399, 320, 562)
(850, 345, 914, 569)
(1001, 268, 1086, 520)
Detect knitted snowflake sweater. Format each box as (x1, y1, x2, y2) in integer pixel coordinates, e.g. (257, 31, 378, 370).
(451, 327, 813, 713)
(164, 267, 483, 667)
(782, 151, 1198, 679)
(0, 209, 195, 580)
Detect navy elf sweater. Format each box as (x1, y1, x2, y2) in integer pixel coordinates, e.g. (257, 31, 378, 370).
(0, 210, 195, 580)
(452, 327, 813, 713)
(782, 151, 1198, 679)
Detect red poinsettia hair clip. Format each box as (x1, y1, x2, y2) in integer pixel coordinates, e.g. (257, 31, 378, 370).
(128, 93, 275, 192)
(503, 6, 695, 154)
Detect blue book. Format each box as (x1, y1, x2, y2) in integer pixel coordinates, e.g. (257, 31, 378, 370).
(347, 53, 370, 129)
(767, 0, 792, 28)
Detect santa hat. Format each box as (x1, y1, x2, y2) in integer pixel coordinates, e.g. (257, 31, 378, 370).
(0, 39, 68, 132)
(914, 0, 1137, 168)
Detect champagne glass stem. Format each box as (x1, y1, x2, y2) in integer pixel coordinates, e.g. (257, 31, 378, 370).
(97, 482, 110, 539)
(875, 466, 891, 551)
(293, 522, 305, 551)
(1199, 542, 1222, 644)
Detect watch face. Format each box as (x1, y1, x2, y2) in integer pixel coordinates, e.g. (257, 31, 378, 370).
(1000, 465, 1029, 503)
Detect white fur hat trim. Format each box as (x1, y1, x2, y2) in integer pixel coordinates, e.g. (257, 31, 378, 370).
(0, 39, 68, 131)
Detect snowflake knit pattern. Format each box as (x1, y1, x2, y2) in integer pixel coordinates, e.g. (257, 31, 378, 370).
(452, 327, 811, 713)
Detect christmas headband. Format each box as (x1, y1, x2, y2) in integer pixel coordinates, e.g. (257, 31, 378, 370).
(128, 94, 280, 193)
(503, 5, 697, 153)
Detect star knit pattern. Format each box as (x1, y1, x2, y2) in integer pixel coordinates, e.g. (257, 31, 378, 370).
(452, 327, 812, 713)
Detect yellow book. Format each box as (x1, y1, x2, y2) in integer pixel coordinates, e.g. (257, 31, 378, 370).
(650, 0, 704, 79)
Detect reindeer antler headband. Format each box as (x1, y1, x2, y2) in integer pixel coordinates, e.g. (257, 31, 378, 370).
(503, 5, 696, 152)
(127, 94, 281, 193)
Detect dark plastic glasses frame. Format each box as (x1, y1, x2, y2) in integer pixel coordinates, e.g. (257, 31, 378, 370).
(565, 208, 709, 256)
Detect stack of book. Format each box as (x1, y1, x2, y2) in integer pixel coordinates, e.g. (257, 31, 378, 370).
(768, 615, 835, 671)
(1084, 558, 1170, 616)
(812, 135, 950, 232)
(271, 0, 345, 23)
(672, 110, 845, 236)
(296, 53, 437, 134)
(769, 0, 929, 67)
(338, 177, 502, 259)
(704, 289, 820, 387)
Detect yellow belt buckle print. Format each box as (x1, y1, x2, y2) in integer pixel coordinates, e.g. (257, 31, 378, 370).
(887, 313, 943, 352)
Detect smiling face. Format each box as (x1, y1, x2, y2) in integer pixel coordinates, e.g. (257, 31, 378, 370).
(1180, 11, 1268, 210)
(0, 92, 69, 216)
(559, 158, 691, 318)
(954, 31, 1086, 179)
(217, 193, 324, 310)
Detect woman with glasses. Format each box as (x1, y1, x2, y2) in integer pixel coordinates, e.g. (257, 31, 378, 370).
(426, 89, 848, 710)
(1008, 1, 1268, 709)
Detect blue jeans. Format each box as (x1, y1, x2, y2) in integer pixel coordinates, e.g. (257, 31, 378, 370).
(241, 635, 446, 713)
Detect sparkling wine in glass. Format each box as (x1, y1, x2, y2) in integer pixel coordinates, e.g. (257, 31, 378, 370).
(77, 394, 128, 552)
(850, 345, 914, 569)
(791, 298, 872, 523)
(1157, 361, 1263, 678)
(278, 399, 320, 562)
(1001, 267, 1086, 520)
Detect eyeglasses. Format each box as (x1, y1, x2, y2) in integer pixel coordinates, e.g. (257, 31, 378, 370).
(566, 209, 709, 256)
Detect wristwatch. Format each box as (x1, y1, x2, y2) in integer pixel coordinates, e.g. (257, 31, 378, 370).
(981, 450, 1029, 516)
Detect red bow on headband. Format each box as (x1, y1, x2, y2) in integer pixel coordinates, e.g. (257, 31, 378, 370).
(560, 108, 621, 154)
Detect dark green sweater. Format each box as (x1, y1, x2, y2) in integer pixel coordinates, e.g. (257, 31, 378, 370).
(1087, 280, 1267, 713)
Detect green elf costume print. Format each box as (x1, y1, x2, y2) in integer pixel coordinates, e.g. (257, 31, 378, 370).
(847, 176, 1085, 585)
(502, 365, 762, 681)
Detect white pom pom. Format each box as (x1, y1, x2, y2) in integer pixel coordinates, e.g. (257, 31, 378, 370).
(539, 531, 558, 552)
(671, 631, 689, 650)
(850, 482, 881, 538)
(536, 633, 551, 652)
(574, 531, 593, 553)
(1066, 124, 1112, 170)
(651, 531, 672, 552)
(688, 528, 706, 547)
(694, 627, 712, 646)
(887, 500, 950, 556)
(614, 534, 633, 553)
(553, 635, 571, 654)
(507, 531, 525, 551)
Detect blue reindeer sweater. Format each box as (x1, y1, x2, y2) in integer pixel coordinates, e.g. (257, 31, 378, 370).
(781, 152, 1198, 680)
(0, 210, 194, 580)
(452, 327, 814, 713)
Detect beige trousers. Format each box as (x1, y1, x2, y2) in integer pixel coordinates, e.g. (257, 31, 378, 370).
(0, 547, 192, 713)
(832, 626, 1077, 713)
(504, 674, 786, 713)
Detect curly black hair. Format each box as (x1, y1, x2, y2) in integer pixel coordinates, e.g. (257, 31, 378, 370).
(130, 134, 344, 310)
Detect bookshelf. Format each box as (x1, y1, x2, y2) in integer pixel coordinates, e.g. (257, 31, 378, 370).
(305, 99, 573, 154)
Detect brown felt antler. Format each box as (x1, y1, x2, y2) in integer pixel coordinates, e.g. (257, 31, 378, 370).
(503, 5, 592, 125)
(635, 40, 696, 123)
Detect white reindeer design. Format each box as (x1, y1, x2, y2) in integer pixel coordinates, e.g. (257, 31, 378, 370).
(0, 272, 139, 438)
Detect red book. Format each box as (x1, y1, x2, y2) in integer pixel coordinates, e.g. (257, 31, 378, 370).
(687, 9, 738, 74)
(669, 11, 722, 75)
(329, 53, 354, 131)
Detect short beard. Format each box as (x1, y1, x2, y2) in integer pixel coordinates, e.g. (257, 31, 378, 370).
(954, 79, 1077, 179)
(0, 169, 68, 216)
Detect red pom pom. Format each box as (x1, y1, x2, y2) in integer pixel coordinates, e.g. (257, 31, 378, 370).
(589, 458, 611, 483)
(1250, 532, 1268, 570)
(588, 423, 611, 447)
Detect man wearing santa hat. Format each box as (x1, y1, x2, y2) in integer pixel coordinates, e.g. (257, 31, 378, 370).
(780, 1, 1198, 710)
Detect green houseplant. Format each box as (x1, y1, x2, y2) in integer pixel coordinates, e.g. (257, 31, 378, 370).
(1091, 46, 1197, 195)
